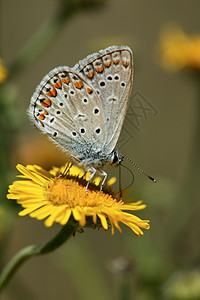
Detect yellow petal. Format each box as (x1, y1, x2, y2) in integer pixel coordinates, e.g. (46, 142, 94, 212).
(60, 209, 72, 225)
(44, 206, 67, 227)
(98, 213, 108, 230)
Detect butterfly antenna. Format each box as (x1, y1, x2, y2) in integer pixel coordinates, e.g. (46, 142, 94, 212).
(118, 163, 122, 198)
(120, 163, 135, 189)
(120, 154, 157, 183)
(118, 162, 135, 196)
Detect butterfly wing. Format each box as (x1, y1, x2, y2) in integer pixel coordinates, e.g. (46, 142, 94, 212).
(28, 67, 106, 160)
(74, 45, 133, 153)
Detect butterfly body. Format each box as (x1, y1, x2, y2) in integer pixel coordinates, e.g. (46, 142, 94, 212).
(28, 46, 133, 191)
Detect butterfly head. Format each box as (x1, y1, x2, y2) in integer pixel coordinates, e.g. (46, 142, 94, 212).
(110, 150, 123, 167)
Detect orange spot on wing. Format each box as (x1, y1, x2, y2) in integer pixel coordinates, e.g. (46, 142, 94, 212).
(38, 114, 45, 120)
(38, 110, 48, 120)
(87, 88, 93, 94)
(95, 66, 104, 73)
(52, 80, 62, 89)
(41, 99, 51, 107)
(61, 78, 70, 84)
(122, 60, 129, 67)
(40, 121, 44, 127)
(74, 81, 83, 89)
(113, 59, 119, 64)
(87, 72, 94, 79)
(46, 88, 56, 97)
(104, 62, 111, 67)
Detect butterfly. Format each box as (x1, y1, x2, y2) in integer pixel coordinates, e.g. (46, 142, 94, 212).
(28, 45, 155, 192)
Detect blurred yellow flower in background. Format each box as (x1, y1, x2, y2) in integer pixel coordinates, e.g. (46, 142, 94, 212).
(158, 25, 200, 70)
(12, 136, 67, 168)
(0, 59, 8, 84)
(7, 163, 150, 235)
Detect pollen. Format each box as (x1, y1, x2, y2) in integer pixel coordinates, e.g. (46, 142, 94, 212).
(46, 178, 82, 206)
(45, 177, 120, 208)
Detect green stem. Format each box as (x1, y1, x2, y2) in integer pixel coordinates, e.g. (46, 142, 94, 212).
(119, 275, 131, 300)
(0, 224, 76, 292)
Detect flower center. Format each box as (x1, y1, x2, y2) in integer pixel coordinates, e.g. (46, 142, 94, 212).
(44, 177, 122, 208)
(45, 178, 80, 206)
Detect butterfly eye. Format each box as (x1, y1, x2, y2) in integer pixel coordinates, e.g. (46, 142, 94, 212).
(111, 151, 119, 164)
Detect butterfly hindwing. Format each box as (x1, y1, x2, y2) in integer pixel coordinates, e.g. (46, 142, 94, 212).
(28, 67, 106, 158)
(74, 45, 133, 153)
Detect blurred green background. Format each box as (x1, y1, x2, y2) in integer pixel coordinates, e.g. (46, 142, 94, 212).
(1, 0, 200, 299)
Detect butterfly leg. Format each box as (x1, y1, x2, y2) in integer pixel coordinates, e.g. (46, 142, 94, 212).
(98, 169, 107, 193)
(57, 163, 72, 178)
(70, 155, 97, 194)
(85, 167, 96, 194)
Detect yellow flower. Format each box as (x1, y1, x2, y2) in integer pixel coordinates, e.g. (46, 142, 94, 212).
(158, 25, 200, 70)
(7, 163, 150, 236)
(0, 59, 8, 84)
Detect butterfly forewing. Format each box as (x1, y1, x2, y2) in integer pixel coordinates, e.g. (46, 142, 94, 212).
(28, 67, 106, 158)
(74, 46, 133, 153)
